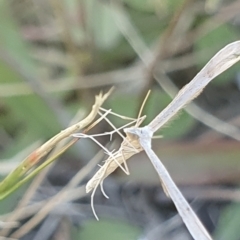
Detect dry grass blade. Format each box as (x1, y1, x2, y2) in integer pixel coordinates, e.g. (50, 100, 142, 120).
(149, 41, 240, 133)
(0, 88, 113, 199)
(155, 73, 240, 141)
(33, 88, 113, 161)
(124, 127, 212, 240)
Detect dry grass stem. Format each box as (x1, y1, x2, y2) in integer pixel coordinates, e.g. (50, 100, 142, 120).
(149, 41, 240, 133)
(155, 73, 240, 141)
(124, 127, 212, 240)
(0, 89, 113, 237)
(0, 89, 112, 195)
(33, 89, 113, 161)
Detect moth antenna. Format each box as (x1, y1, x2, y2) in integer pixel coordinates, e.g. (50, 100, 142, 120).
(120, 149, 130, 175)
(100, 113, 141, 157)
(98, 111, 139, 140)
(89, 136, 129, 174)
(136, 90, 151, 127)
(109, 132, 113, 141)
(99, 107, 136, 121)
(84, 109, 112, 133)
(99, 113, 144, 156)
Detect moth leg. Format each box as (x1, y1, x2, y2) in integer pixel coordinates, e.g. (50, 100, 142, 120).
(100, 180, 109, 199)
(120, 148, 130, 175)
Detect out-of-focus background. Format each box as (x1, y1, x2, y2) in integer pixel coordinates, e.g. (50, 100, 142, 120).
(1, 0, 240, 239)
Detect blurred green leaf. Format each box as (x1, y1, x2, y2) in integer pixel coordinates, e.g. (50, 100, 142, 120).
(0, 1, 33, 70)
(0, 2, 61, 158)
(195, 24, 240, 85)
(123, 0, 158, 12)
(0, 181, 29, 215)
(0, 60, 61, 158)
(73, 219, 141, 240)
(123, 0, 185, 14)
(109, 93, 138, 121)
(214, 203, 240, 240)
(85, 0, 121, 50)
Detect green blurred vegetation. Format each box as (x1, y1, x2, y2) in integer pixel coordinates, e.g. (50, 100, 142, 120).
(1, 0, 240, 239)
(72, 219, 141, 240)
